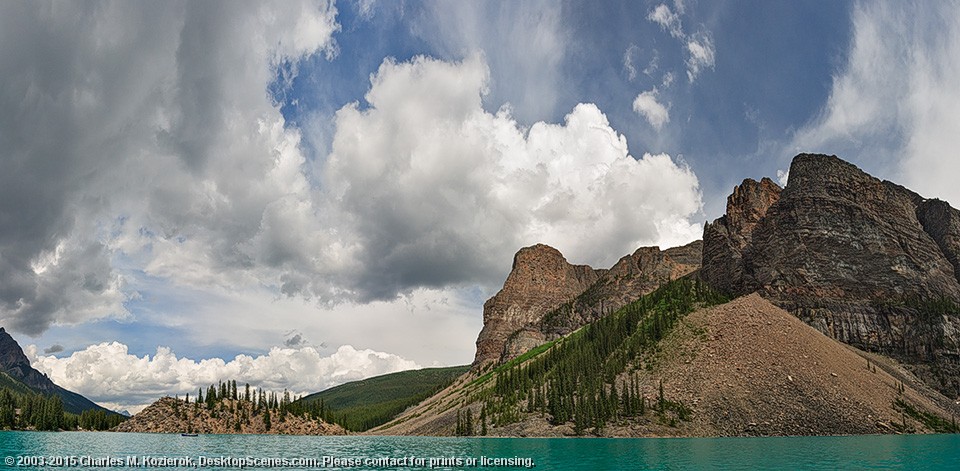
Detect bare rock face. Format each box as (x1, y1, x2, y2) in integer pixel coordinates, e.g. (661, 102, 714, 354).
(473, 244, 600, 367)
(536, 241, 703, 342)
(917, 198, 960, 284)
(702, 153, 960, 397)
(701, 178, 781, 294)
(475, 241, 703, 367)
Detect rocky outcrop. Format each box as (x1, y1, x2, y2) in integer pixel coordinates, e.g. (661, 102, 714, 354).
(701, 178, 781, 295)
(115, 396, 346, 435)
(473, 245, 600, 366)
(475, 241, 703, 367)
(916, 199, 960, 283)
(702, 153, 960, 397)
(535, 241, 703, 342)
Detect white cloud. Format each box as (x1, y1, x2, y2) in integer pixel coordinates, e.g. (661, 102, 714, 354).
(0, 1, 340, 334)
(26, 342, 418, 414)
(326, 54, 703, 298)
(355, 0, 376, 20)
(647, 3, 716, 84)
(156, 285, 483, 368)
(633, 88, 671, 131)
(624, 44, 640, 81)
(662, 71, 675, 88)
(790, 1, 960, 206)
(685, 31, 716, 82)
(648, 4, 684, 39)
(777, 169, 789, 187)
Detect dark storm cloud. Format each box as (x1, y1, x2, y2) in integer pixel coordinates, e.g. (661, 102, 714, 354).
(0, 1, 339, 335)
(44, 344, 64, 354)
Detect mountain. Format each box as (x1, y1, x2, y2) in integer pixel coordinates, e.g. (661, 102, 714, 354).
(372, 279, 959, 436)
(0, 327, 114, 415)
(702, 154, 960, 397)
(371, 153, 960, 437)
(475, 241, 702, 367)
(298, 365, 469, 432)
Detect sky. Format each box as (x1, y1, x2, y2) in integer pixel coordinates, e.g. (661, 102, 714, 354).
(2, 0, 960, 413)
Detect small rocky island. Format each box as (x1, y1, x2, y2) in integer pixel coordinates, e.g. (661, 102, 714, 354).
(115, 382, 345, 435)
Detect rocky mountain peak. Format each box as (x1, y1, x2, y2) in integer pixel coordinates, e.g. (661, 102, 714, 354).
(0, 326, 49, 389)
(701, 177, 781, 295)
(497, 244, 598, 305)
(474, 240, 703, 367)
(0, 327, 29, 368)
(702, 153, 960, 397)
(725, 177, 781, 238)
(473, 244, 600, 366)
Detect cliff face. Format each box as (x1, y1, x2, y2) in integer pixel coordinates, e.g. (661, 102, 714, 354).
(702, 154, 960, 396)
(535, 241, 702, 341)
(701, 178, 781, 295)
(473, 245, 600, 366)
(474, 241, 702, 367)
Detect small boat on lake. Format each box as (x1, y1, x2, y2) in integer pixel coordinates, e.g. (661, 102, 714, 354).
(180, 433, 199, 437)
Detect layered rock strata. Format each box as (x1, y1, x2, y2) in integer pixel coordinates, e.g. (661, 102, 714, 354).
(702, 153, 960, 396)
(475, 241, 702, 367)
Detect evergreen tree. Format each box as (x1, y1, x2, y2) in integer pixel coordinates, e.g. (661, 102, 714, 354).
(480, 404, 488, 435)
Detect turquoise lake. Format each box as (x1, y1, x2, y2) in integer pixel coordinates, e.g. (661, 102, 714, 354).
(1, 432, 958, 470)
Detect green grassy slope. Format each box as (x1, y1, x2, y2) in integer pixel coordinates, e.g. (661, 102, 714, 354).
(299, 365, 469, 432)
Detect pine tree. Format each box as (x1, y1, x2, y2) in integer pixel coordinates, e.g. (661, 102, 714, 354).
(658, 379, 665, 413)
(480, 404, 488, 435)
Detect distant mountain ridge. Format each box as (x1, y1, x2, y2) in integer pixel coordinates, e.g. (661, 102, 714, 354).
(0, 327, 113, 415)
(298, 365, 469, 432)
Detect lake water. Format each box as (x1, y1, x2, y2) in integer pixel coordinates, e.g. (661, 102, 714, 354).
(0, 432, 958, 470)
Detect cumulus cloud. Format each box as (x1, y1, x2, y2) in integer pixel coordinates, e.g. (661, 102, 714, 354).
(26, 342, 418, 414)
(633, 88, 671, 131)
(326, 55, 702, 299)
(790, 1, 960, 206)
(0, 3, 702, 342)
